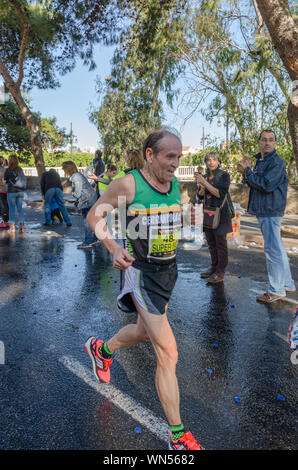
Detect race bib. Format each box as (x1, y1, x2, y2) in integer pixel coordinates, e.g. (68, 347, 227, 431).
(148, 225, 180, 260)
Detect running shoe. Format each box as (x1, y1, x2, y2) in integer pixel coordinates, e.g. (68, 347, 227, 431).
(169, 431, 203, 450)
(85, 337, 113, 383)
(288, 306, 298, 350)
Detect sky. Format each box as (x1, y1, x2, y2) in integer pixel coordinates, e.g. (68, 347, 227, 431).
(27, 46, 227, 153)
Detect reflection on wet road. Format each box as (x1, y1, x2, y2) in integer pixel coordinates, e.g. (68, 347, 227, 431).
(0, 222, 297, 450)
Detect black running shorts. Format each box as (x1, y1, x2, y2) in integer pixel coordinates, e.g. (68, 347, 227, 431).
(117, 261, 178, 315)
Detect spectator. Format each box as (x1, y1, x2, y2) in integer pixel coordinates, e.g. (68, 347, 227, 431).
(88, 164, 117, 197)
(196, 152, 232, 283)
(237, 129, 296, 303)
(113, 149, 144, 179)
(93, 149, 105, 177)
(3, 154, 27, 233)
(0, 156, 9, 228)
(40, 168, 72, 227)
(194, 166, 205, 204)
(85, 150, 105, 197)
(62, 161, 98, 249)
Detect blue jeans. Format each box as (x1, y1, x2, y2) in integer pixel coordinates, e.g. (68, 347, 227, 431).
(81, 207, 96, 244)
(7, 192, 25, 224)
(258, 217, 295, 296)
(44, 188, 71, 225)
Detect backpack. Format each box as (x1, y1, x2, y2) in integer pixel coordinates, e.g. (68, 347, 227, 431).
(10, 171, 27, 190)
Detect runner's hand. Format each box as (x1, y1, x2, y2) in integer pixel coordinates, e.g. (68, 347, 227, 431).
(113, 246, 135, 270)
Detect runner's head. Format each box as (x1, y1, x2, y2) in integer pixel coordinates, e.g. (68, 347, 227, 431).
(143, 129, 182, 183)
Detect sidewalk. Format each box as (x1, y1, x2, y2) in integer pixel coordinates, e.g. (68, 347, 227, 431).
(240, 213, 298, 250)
(23, 190, 298, 251)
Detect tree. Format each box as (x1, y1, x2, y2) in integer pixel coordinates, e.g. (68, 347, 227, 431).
(90, 0, 187, 164)
(177, 1, 296, 179)
(0, 97, 31, 153)
(39, 117, 69, 152)
(0, 0, 120, 176)
(0, 96, 70, 160)
(253, 0, 298, 170)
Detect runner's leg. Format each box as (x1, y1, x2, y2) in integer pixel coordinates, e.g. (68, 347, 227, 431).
(130, 295, 181, 426)
(106, 293, 181, 425)
(107, 309, 150, 352)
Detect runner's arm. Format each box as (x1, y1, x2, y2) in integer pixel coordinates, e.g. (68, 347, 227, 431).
(87, 174, 136, 269)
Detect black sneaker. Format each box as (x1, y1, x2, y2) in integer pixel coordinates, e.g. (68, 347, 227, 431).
(66, 223, 72, 227)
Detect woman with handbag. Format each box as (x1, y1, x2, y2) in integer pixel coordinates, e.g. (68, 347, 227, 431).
(3, 154, 27, 234)
(196, 152, 232, 283)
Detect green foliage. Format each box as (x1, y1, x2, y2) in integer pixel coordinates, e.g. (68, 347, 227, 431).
(90, 0, 187, 165)
(0, 150, 94, 167)
(0, 0, 121, 90)
(181, 1, 294, 169)
(0, 99, 31, 151)
(39, 117, 69, 151)
(0, 97, 70, 153)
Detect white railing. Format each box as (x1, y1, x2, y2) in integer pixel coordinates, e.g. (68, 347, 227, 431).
(23, 166, 198, 180)
(23, 167, 86, 177)
(174, 166, 196, 180)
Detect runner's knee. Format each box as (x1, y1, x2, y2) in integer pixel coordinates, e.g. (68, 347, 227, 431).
(135, 325, 151, 343)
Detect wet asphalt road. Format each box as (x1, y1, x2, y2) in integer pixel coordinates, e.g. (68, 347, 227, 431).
(0, 204, 297, 451)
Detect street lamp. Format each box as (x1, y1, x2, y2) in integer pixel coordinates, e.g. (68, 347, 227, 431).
(70, 123, 73, 161)
(69, 123, 78, 160)
(217, 113, 234, 150)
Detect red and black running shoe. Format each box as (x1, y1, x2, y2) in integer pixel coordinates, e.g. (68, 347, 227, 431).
(85, 337, 113, 384)
(169, 431, 204, 450)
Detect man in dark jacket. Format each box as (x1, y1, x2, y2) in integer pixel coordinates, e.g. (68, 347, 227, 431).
(237, 130, 295, 303)
(40, 169, 72, 227)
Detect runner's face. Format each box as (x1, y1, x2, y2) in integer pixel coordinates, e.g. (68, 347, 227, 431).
(147, 135, 182, 184)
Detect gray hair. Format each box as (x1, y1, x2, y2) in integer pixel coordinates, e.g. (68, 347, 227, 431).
(204, 152, 222, 165)
(143, 128, 182, 160)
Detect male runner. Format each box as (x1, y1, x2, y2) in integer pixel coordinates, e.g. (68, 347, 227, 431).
(85, 129, 202, 451)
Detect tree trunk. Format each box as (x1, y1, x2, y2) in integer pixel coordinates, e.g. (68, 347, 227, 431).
(255, 0, 298, 171)
(0, 60, 45, 178)
(287, 100, 298, 181)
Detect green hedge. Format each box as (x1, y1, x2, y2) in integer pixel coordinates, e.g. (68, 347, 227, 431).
(0, 150, 94, 167)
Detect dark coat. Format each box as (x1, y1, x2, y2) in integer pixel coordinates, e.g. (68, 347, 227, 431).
(244, 150, 288, 217)
(40, 169, 63, 196)
(202, 168, 232, 235)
